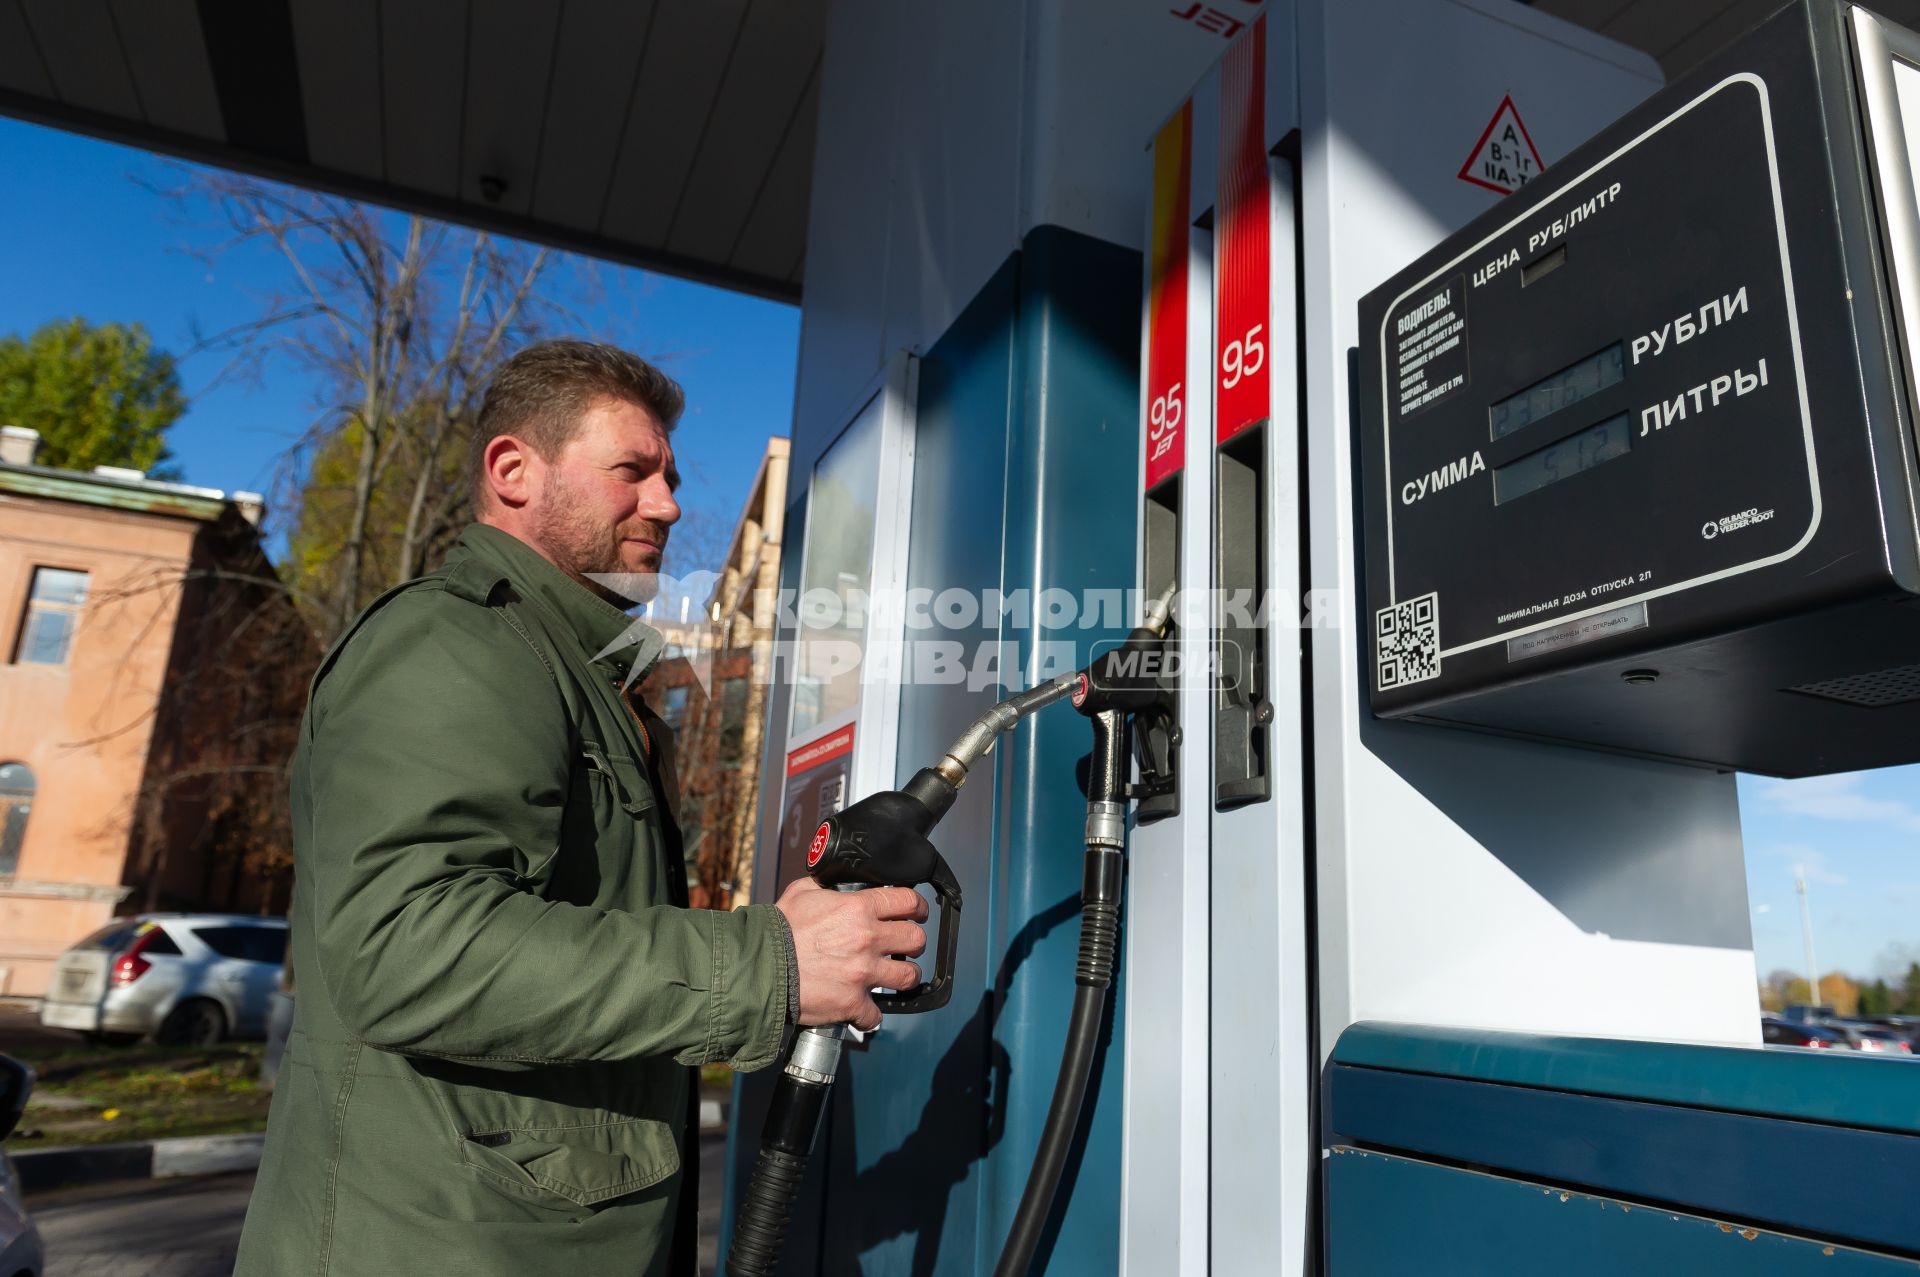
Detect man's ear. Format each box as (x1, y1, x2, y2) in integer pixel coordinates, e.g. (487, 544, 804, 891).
(483, 434, 539, 510)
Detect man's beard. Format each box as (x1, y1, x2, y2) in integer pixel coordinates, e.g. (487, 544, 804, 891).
(532, 469, 667, 605)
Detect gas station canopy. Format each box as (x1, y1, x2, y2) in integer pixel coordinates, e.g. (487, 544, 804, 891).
(3, 0, 1919, 303)
(0, 0, 824, 300)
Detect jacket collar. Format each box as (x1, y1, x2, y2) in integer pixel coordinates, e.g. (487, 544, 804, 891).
(450, 523, 666, 683)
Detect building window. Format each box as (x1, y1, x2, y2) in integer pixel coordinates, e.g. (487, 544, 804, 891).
(0, 763, 32, 877)
(660, 683, 690, 732)
(719, 677, 750, 753)
(14, 568, 89, 666)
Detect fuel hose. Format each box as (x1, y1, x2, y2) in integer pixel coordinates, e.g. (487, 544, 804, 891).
(990, 707, 1126, 1277)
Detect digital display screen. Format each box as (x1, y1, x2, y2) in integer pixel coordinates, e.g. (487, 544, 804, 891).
(1490, 343, 1625, 440)
(1493, 413, 1632, 504)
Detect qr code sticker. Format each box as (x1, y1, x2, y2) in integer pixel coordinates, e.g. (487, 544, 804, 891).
(1376, 593, 1440, 690)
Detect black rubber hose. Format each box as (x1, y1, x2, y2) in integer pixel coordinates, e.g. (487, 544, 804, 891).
(992, 846, 1123, 1277)
(727, 1146, 808, 1276)
(727, 1072, 833, 1276)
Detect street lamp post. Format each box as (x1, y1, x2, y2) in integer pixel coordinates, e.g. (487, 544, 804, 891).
(1796, 869, 1821, 1010)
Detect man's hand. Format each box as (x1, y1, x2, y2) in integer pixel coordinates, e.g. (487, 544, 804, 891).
(775, 879, 930, 1031)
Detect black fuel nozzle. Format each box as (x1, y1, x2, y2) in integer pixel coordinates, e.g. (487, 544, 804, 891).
(1066, 584, 1179, 808)
(1069, 581, 1178, 717)
(806, 768, 963, 1014)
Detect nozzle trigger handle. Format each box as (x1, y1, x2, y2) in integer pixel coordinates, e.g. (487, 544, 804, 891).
(808, 791, 965, 1015)
(874, 853, 960, 1014)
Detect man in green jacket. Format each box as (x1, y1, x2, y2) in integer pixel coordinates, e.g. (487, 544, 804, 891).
(237, 341, 927, 1275)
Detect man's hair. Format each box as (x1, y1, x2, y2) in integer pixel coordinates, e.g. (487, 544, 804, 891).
(469, 340, 684, 514)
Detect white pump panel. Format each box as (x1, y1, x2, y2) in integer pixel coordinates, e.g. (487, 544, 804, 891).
(1125, 3, 1759, 1272)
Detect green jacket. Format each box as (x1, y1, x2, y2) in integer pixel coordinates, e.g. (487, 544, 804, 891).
(237, 523, 792, 1276)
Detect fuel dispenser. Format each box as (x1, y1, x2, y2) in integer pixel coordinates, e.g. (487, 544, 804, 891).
(725, 0, 1895, 1271)
(1324, 3, 1920, 1270)
(1359, 0, 1920, 779)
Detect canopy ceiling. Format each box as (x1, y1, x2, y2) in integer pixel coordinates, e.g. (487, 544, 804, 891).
(0, 0, 1913, 302)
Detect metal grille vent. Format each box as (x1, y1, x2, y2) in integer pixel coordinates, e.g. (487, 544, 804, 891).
(1789, 662, 1920, 708)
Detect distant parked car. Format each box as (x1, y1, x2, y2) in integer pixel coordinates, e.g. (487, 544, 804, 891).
(1781, 1004, 1838, 1023)
(1859, 1015, 1920, 1047)
(0, 1054, 45, 1277)
(1824, 1020, 1914, 1055)
(38, 915, 289, 1045)
(1761, 1016, 1851, 1049)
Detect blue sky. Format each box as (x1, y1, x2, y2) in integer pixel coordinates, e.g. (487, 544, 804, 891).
(0, 115, 800, 568)
(5, 117, 1916, 987)
(1739, 769, 1920, 984)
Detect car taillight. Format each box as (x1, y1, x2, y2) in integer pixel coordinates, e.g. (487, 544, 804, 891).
(1806, 1038, 1830, 1048)
(111, 930, 163, 984)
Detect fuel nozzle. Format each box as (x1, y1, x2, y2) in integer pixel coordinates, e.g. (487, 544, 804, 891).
(1069, 580, 1178, 716)
(807, 768, 964, 1014)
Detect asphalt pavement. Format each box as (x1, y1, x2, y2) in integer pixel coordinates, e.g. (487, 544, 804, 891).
(31, 1171, 254, 1277)
(23, 1131, 731, 1275)
(0, 1000, 83, 1054)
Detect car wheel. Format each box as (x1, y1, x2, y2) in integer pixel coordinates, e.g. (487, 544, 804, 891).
(155, 999, 225, 1047)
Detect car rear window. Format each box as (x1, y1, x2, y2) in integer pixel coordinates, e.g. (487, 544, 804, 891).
(193, 925, 288, 965)
(74, 922, 141, 950)
(139, 925, 183, 955)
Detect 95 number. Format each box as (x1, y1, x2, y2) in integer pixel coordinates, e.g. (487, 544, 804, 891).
(1149, 383, 1184, 438)
(1221, 323, 1265, 390)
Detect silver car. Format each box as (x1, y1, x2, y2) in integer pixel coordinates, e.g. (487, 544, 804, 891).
(38, 915, 289, 1045)
(1, 1055, 45, 1277)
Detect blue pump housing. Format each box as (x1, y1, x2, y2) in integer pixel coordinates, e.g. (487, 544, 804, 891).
(722, 224, 1143, 1274)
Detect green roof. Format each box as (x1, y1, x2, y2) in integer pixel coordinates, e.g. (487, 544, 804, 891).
(0, 462, 232, 523)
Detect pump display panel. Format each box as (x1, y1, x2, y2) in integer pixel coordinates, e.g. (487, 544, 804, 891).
(1358, 1, 1920, 777)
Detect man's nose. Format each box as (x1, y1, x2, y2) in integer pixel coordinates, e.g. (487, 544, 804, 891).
(640, 475, 681, 527)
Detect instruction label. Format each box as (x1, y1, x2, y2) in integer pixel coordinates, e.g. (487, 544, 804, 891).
(1391, 273, 1469, 423)
(1505, 602, 1649, 662)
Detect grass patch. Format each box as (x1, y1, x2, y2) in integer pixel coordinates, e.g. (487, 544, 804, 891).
(5, 1040, 270, 1148)
(4, 1031, 727, 1150)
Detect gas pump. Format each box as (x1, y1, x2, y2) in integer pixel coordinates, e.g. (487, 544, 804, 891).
(729, 0, 1828, 1271)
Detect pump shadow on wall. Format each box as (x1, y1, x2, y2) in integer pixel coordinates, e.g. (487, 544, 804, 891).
(820, 892, 1108, 1276)
(1344, 351, 1750, 951)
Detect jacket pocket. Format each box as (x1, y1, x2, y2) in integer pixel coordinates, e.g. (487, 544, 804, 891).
(459, 1117, 681, 1207)
(581, 739, 656, 817)
(407, 1054, 689, 1210)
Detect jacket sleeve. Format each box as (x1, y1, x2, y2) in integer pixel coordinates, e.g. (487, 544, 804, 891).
(301, 585, 790, 1070)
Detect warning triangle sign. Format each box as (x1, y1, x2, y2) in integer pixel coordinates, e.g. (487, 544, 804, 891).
(1458, 95, 1543, 196)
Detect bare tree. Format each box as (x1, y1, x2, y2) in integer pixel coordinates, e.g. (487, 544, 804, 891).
(83, 172, 581, 912)
(188, 173, 561, 641)
(68, 517, 316, 915)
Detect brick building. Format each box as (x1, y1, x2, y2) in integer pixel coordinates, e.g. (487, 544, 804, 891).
(0, 426, 303, 998)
